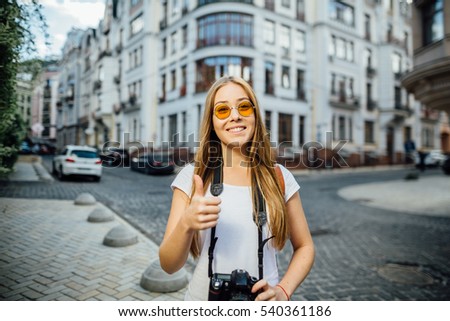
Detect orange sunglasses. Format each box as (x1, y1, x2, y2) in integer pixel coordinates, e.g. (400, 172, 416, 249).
(214, 100, 255, 120)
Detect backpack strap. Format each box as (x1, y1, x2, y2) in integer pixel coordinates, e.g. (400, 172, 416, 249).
(275, 165, 285, 196)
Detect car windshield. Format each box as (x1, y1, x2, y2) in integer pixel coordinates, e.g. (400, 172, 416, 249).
(71, 150, 97, 158)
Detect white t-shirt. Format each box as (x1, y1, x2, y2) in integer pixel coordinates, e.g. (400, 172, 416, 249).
(170, 163, 300, 300)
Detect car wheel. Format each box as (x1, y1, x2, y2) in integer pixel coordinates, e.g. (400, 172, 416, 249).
(145, 167, 152, 175)
(93, 176, 101, 182)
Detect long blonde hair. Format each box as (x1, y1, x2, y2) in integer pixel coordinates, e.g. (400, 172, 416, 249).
(189, 76, 288, 258)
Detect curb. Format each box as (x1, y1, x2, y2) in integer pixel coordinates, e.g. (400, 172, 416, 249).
(33, 162, 54, 182)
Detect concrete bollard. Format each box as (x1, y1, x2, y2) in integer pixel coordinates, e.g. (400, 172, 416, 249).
(103, 225, 138, 247)
(140, 259, 188, 293)
(74, 193, 96, 205)
(87, 207, 115, 223)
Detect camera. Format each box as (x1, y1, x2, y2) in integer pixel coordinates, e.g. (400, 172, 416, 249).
(208, 269, 259, 301)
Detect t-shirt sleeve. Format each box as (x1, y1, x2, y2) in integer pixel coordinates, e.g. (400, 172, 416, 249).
(170, 163, 195, 197)
(277, 164, 300, 202)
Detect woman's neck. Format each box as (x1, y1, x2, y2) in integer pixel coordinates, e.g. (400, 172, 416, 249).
(222, 143, 248, 169)
(221, 143, 252, 185)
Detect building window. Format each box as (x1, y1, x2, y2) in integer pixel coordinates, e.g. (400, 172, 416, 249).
(331, 35, 354, 62)
(282, 66, 290, 89)
(160, 74, 166, 102)
(182, 25, 188, 49)
(265, 61, 275, 95)
(331, 74, 353, 102)
(392, 52, 402, 76)
(364, 121, 374, 143)
(366, 83, 374, 110)
(297, 69, 305, 100)
(171, 32, 177, 54)
(394, 86, 402, 108)
(297, 0, 305, 21)
(180, 65, 187, 96)
(197, 13, 253, 48)
(282, 0, 290, 8)
(346, 41, 354, 62)
(295, 30, 305, 53)
(364, 14, 371, 40)
(130, 14, 144, 37)
(265, 0, 274, 10)
(196, 56, 253, 92)
(299, 115, 305, 145)
(338, 116, 346, 140)
(264, 20, 275, 44)
(278, 113, 293, 145)
(129, 46, 143, 69)
(172, 0, 179, 16)
(331, 73, 336, 95)
(171, 69, 176, 91)
(169, 114, 178, 146)
(329, 0, 354, 27)
(422, 0, 444, 46)
(280, 25, 291, 57)
(162, 38, 167, 59)
(422, 127, 434, 148)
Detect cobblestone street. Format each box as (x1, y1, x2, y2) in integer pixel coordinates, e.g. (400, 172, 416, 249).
(1, 158, 449, 300)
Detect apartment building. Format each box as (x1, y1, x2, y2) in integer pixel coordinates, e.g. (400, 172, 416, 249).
(54, 0, 439, 166)
(56, 28, 84, 149)
(402, 0, 450, 152)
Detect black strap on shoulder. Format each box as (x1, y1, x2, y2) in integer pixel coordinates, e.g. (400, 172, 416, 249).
(256, 188, 274, 280)
(207, 161, 273, 280)
(208, 161, 222, 278)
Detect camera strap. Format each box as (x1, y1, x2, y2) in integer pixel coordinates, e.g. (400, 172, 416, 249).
(208, 161, 273, 280)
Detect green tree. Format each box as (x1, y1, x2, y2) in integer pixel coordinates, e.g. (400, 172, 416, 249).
(0, 0, 48, 176)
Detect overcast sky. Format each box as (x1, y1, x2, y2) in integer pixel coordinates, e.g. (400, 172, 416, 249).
(36, 0, 105, 58)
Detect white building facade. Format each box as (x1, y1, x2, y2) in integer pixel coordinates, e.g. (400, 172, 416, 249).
(55, 0, 441, 166)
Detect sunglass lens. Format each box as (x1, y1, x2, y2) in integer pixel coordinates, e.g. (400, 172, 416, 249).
(238, 102, 253, 117)
(215, 105, 231, 119)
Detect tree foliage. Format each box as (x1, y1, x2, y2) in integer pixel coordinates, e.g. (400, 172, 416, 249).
(0, 0, 48, 176)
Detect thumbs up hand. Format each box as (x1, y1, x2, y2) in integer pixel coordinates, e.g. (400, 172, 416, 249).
(182, 175, 221, 231)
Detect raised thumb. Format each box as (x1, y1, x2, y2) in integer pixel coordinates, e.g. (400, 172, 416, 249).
(193, 174, 205, 196)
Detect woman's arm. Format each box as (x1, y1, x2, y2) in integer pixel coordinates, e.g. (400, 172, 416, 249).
(159, 175, 221, 274)
(275, 191, 315, 299)
(253, 191, 315, 300)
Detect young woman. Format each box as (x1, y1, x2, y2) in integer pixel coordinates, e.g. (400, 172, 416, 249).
(159, 76, 314, 301)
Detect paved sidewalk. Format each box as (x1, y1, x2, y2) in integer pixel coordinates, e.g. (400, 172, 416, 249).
(338, 176, 450, 217)
(1, 160, 188, 300)
(0, 196, 187, 301)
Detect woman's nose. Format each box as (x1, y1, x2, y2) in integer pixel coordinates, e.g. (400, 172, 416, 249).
(230, 106, 241, 120)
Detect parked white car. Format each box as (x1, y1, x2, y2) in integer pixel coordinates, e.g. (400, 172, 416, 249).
(415, 149, 446, 167)
(52, 145, 102, 181)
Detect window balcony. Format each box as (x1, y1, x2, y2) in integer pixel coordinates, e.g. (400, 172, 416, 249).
(366, 66, 376, 78)
(330, 95, 360, 110)
(367, 99, 377, 111)
(92, 80, 102, 92)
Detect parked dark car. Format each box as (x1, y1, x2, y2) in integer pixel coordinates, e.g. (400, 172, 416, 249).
(442, 155, 450, 175)
(100, 147, 130, 166)
(130, 152, 175, 175)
